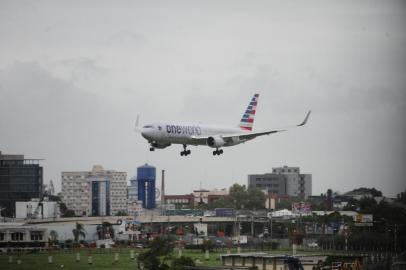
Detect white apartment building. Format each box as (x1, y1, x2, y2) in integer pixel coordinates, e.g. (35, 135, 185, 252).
(249, 165, 312, 198)
(61, 165, 127, 216)
(272, 166, 312, 198)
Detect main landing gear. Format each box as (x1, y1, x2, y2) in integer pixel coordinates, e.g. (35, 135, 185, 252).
(180, 144, 191, 156)
(213, 148, 223, 156)
(149, 147, 155, 151)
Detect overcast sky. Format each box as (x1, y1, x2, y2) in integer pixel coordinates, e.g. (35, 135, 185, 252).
(0, 0, 405, 197)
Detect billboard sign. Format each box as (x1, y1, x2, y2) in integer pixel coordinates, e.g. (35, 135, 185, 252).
(292, 202, 311, 214)
(353, 214, 373, 226)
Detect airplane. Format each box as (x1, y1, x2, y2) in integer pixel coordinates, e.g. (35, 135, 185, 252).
(137, 93, 311, 156)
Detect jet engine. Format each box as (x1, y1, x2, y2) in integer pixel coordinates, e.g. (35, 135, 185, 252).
(151, 142, 171, 149)
(206, 136, 225, 148)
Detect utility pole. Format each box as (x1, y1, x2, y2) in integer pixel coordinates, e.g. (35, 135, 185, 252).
(251, 214, 254, 236)
(394, 224, 398, 253)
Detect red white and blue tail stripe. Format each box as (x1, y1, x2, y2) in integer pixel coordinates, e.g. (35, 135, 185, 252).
(239, 93, 259, 131)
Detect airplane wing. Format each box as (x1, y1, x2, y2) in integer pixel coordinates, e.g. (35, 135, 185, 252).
(190, 129, 285, 145)
(191, 110, 311, 145)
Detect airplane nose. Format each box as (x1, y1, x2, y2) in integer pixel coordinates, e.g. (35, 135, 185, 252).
(141, 128, 152, 139)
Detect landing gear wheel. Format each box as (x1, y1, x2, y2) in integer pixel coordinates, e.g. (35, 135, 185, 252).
(213, 149, 223, 156)
(150, 147, 155, 151)
(180, 145, 191, 156)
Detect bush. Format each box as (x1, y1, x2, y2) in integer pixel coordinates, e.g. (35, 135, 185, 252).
(171, 256, 195, 270)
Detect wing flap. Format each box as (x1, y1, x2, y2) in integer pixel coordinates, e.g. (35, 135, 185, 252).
(190, 129, 285, 144)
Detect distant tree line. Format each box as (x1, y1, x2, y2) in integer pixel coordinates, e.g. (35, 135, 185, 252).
(198, 183, 266, 210)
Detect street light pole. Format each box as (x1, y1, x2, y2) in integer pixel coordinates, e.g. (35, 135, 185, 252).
(394, 224, 397, 253)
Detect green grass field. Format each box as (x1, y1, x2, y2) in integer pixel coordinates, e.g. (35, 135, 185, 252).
(0, 247, 349, 270)
(0, 248, 225, 270)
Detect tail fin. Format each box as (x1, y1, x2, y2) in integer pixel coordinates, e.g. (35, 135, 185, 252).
(239, 93, 259, 131)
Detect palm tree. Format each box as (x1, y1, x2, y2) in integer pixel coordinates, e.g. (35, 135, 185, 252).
(49, 230, 58, 243)
(72, 222, 86, 242)
(97, 222, 114, 240)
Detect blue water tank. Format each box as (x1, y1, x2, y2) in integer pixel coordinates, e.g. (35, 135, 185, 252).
(137, 164, 156, 209)
(137, 164, 156, 180)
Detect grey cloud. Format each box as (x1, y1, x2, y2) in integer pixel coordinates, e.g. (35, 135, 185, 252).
(0, 0, 405, 197)
(0, 61, 102, 131)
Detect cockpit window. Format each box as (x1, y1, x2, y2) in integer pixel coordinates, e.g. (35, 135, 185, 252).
(143, 125, 154, 129)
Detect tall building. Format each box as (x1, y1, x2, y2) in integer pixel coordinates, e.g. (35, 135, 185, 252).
(0, 151, 43, 217)
(248, 165, 312, 198)
(128, 175, 139, 203)
(137, 164, 156, 209)
(91, 179, 110, 216)
(61, 165, 127, 216)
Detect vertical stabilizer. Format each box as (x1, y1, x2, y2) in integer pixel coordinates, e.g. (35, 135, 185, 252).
(239, 93, 259, 131)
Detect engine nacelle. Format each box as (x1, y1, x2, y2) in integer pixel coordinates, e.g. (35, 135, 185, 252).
(206, 136, 225, 148)
(151, 142, 171, 149)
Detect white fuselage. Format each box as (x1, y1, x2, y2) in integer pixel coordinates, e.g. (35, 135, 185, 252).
(141, 123, 248, 147)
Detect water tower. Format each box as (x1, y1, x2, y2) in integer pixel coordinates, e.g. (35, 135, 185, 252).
(137, 164, 156, 209)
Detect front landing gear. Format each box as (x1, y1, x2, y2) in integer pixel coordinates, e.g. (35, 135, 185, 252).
(180, 144, 191, 156)
(213, 149, 223, 156)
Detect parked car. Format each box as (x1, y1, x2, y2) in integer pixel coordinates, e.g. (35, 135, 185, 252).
(215, 240, 226, 247)
(307, 242, 318, 248)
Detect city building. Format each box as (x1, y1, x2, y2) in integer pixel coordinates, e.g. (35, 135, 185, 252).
(136, 164, 156, 209)
(163, 188, 228, 209)
(128, 175, 139, 202)
(0, 151, 43, 217)
(164, 194, 195, 209)
(221, 253, 324, 270)
(61, 165, 127, 216)
(126, 201, 144, 216)
(265, 194, 290, 210)
(0, 224, 48, 249)
(248, 165, 312, 198)
(193, 188, 228, 205)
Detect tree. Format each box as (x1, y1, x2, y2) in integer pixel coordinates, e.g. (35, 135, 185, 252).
(139, 250, 162, 270)
(49, 230, 58, 244)
(202, 239, 213, 252)
(138, 236, 175, 270)
(229, 183, 247, 209)
(59, 202, 75, 217)
(204, 183, 267, 210)
(72, 222, 86, 242)
(351, 187, 382, 197)
(276, 200, 293, 210)
(207, 196, 233, 209)
(396, 190, 406, 204)
(358, 197, 377, 213)
(171, 256, 195, 270)
(97, 222, 114, 240)
(245, 187, 266, 210)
